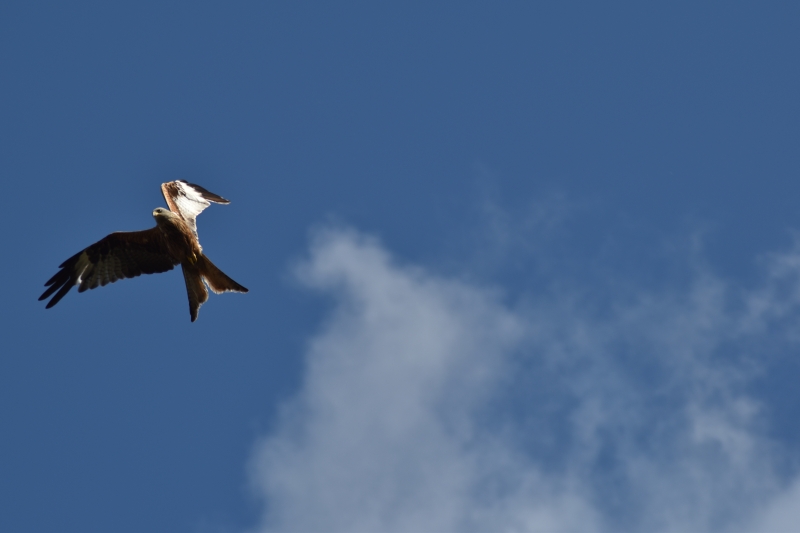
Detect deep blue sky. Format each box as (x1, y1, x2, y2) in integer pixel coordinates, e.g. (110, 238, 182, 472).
(3, 3, 800, 532)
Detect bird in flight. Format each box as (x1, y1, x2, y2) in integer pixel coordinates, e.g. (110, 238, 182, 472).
(39, 180, 248, 321)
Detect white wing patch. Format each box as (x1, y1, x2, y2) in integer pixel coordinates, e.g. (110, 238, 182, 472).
(161, 180, 230, 238)
(74, 252, 91, 285)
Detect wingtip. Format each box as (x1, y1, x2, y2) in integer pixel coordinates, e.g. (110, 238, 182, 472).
(180, 180, 230, 204)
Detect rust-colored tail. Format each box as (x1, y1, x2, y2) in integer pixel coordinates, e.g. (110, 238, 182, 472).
(182, 255, 248, 322)
(182, 263, 208, 322)
(197, 254, 249, 294)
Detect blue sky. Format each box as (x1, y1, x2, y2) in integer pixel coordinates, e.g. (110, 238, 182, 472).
(3, 2, 800, 532)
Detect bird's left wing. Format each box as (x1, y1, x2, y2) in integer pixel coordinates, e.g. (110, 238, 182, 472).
(161, 180, 230, 238)
(39, 228, 178, 309)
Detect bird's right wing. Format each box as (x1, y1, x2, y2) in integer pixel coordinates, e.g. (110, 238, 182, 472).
(161, 180, 230, 238)
(39, 228, 178, 309)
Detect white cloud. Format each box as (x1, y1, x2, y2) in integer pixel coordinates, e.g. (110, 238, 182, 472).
(249, 226, 800, 533)
(751, 479, 800, 532)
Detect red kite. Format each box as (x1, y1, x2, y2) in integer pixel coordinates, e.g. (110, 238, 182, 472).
(39, 181, 248, 321)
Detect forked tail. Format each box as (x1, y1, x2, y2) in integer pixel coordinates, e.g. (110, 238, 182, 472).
(182, 254, 248, 322)
(197, 254, 249, 294)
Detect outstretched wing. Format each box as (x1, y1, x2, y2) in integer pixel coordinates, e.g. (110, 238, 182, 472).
(39, 228, 178, 309)
(161, 180, 230, 238)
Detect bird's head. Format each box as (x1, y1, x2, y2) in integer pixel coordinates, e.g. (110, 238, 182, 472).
(152, 207, 175, 224)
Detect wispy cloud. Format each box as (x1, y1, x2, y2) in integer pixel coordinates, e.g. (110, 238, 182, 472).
(249, 224, 800, 532)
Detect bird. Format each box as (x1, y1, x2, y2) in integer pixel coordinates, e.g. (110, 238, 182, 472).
(39, 180, 248, 321)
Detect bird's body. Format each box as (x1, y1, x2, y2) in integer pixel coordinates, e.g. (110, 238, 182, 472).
(153, 207, 201, 264)
(39, 180, 248, 321)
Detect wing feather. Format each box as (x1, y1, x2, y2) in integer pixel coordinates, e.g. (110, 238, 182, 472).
(161, 180, 230, 238)
(39, 228, 178, 308)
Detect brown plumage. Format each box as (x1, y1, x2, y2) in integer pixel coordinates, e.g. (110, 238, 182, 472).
(39, 180, 248, 322)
